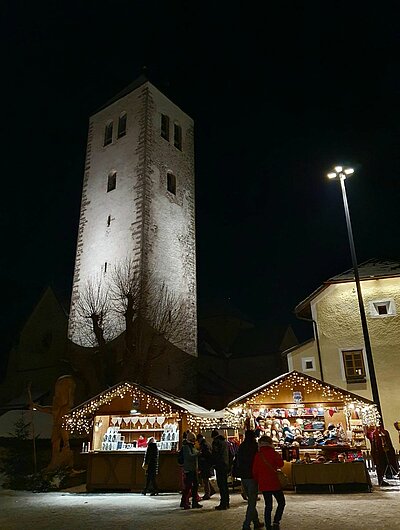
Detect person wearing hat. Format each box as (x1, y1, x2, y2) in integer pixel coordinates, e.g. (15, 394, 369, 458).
(236, 430, 264, 530)
(211, 428, 230, 510)
(180, 431, 203, 509)
(253, 435, 286, 530)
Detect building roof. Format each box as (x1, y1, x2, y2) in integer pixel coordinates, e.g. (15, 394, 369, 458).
(295, 259, 400, 316)
(69, 381, 223, 418)
(95, 74, 149, 113)
(227, 370, 375, 407)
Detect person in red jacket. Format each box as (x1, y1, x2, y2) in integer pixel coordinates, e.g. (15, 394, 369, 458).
(252, 435, 286, 530)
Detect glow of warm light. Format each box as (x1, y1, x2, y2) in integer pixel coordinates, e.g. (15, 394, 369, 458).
(344, 168, 354, 175)
(327, 172, 337, 179)
(334, 166, 343, 173)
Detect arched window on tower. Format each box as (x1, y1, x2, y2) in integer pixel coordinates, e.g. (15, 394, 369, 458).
(167, 172, 176, 195)
(174, 123, 182, 150)
(107, 171, 117, 192)
(117, 112, 127, 138)
(104, 121, 113, 146)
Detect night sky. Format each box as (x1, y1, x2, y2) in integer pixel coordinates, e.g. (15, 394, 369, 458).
(2, 2, 400, 369)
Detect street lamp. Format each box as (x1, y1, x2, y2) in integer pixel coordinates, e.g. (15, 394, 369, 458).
(327, 165, 383, 421)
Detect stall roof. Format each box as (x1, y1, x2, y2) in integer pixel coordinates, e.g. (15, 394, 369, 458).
(69, 381, 226, 419)
(227, 370, 375, 407)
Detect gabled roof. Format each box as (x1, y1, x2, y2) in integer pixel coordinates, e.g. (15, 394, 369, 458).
(227, 370, 375, 407)
(295, 259, 400, 316)
(69, 381, 219, 418)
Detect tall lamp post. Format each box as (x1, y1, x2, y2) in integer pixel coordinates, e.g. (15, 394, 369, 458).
(327, 166, 383, 421)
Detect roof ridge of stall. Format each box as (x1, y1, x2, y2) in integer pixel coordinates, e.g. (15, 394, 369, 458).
(227, 370, 375, 406)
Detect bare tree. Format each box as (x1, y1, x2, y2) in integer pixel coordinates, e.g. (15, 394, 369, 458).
(73, 258, 191, 386)
(74, 275, 114, 348)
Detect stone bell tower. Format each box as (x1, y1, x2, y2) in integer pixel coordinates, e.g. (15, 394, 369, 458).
(68, 76, 197, 358)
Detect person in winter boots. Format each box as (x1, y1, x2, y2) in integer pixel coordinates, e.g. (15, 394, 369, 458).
(211, 429, 230, 510)
(236, 430, 264, 530)
(142, 437, 159, 495)
(253, 435, 286, 530)
(196, 433, 216, 499)
(180, 431, 203, 509)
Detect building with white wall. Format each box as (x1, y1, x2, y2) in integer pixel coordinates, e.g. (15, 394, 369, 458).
(68, 76, 197, 357)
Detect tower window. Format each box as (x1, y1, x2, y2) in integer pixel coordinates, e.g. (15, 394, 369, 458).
(107, 171, 117, 192)
(342, 349, 366, 383)
(104, 262, 108, 273)
(104, 121, 113, 146)
(107, 215, 111, 227)
(174, 123, 182, 150)
(117, 112, 127, 138)
(161, 114, 170, 140)
(167, 172, 176, 195)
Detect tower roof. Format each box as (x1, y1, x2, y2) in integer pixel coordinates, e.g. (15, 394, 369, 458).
(95, 74, 149, 113)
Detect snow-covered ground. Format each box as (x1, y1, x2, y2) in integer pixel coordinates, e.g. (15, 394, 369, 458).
(0, 480, 399, 530)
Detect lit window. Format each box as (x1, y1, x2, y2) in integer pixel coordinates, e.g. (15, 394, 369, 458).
(342, 350, 366, 383)
(161, 114, 170, 140)
(167, 172, 176, 195)
(107, 171, 117, 192)
(369, 299, 396, 318)
(117, 113, 127, 138)
(302, 357, 315, 372)
(174, 123, 182, 150)
(104, 122, 113, 146)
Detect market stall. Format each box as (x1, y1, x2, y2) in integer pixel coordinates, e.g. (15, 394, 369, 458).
(228, 371, 379, 488)
(64, 382, 235, 492)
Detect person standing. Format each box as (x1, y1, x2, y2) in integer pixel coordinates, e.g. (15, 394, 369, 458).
(142, 437, 159, 495)
(180, 431, 203, 509)
(196, 433, 216, 499)
(253, 435, 286, 530)
(236, 430, 264, 530)
(211, 429, 230, 510)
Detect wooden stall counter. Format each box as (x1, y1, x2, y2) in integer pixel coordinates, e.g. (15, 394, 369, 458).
(292, 462, 372, 493)
(86, 451, 180, 492)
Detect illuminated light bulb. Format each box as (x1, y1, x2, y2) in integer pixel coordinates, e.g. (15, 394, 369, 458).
(334, 166, 343, 173)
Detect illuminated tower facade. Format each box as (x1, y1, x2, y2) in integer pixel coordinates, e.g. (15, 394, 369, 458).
(68, 76, 197, 357)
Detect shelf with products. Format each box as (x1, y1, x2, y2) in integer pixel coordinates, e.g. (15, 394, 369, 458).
(92, 413, 180, 452)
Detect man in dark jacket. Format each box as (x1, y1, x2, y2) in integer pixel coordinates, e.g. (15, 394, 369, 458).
(211, 429, 230, 510)
(196, 433, 216, 499)
(236, 430, 264, 530)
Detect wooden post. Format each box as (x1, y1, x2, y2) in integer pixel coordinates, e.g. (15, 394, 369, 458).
(27, 383, 37, 474)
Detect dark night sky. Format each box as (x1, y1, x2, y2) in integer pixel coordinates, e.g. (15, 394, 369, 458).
(2, 1, 400, 367)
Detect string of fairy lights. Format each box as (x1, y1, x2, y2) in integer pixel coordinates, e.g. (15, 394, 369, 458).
(229, 373, 380, 426)
(63, 383, 177, 434)
(63, 382, 241, 435)
(63, 374, 380, 436)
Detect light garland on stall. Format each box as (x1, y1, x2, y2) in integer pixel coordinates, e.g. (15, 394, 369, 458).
(186, 409, 242, 432)
(229, 373, 380, 426)
(63, 382, 177, 434)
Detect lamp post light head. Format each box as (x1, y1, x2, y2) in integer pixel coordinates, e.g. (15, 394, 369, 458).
(327, 166, 354, 180)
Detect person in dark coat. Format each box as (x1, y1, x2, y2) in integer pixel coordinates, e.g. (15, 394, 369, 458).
(236, 430, 264, 530)
(180, 431, 203, 509)
(196, 433, 216, 499)
(253, 435, 286, 530)
(142, 437, 159, 495)
(211, 429, 230, 510)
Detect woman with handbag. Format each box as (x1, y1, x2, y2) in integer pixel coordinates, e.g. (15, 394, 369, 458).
(253, 435, 286, 530)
